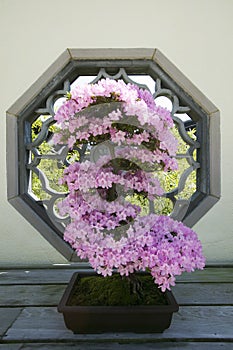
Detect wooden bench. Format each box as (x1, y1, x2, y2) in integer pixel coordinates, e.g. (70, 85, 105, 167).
(0, 266, 232, 349)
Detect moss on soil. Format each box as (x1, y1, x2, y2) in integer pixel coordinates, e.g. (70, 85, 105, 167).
(68, 274, 168, 306)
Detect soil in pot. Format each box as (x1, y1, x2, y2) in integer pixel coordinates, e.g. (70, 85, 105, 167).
(67, 274, 168, 306)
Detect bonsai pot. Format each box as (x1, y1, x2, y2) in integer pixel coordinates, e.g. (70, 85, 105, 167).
(58, 271, 179, 334)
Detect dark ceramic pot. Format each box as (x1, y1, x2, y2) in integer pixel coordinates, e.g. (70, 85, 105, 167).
(58, 271, 179, 334)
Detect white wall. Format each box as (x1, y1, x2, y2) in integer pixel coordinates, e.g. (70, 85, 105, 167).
(0, 0, 232, 266)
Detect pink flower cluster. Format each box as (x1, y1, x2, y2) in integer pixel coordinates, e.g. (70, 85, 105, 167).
(60, 159, 164, 200)
(53, 78, 178, 170)
(62, 213, 205, 292)
(53, 78, 205, 291)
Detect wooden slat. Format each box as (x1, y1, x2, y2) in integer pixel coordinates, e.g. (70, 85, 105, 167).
(1, 343, 233, 350)
(3, 306, 233, 341)
(0, 308, 22, 337)
(0, 285, 66, 306)
(176, 268, 233, 283)
(0, 268, 233, 285)
(0, 283, 232, 307)
(0, 269, 77, 285)
(0, 345, 21, 350)
(172, 283, 233, 305)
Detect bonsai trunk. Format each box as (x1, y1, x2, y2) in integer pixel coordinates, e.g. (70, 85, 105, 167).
(125, 273, 143, 299)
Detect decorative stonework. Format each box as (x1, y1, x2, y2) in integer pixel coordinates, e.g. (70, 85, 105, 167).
(6, 49, 220, 260)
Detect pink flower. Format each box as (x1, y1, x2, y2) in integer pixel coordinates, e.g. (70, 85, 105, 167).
(52, 79, 205, 291)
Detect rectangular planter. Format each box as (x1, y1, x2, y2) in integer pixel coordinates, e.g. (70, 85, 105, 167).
(58, 271, 179, 333)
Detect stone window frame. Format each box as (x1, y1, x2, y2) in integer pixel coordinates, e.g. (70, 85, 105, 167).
(6, 48, 220, 261)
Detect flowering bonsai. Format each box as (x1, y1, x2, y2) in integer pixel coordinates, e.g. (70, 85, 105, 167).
(53, 78, 205, 293)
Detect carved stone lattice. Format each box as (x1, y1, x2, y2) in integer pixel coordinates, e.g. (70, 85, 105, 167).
(6, 49, 220, 261)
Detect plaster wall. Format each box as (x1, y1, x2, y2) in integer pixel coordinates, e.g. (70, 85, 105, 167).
(0, 0, 232, 266)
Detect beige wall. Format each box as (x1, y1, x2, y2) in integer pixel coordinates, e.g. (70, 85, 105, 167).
(0, 0, 232, 266)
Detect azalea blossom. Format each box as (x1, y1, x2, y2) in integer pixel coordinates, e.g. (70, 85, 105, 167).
(53, 79, 205, 291)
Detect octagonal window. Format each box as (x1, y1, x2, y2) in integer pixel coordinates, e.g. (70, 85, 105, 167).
(6, 49, 220, 261)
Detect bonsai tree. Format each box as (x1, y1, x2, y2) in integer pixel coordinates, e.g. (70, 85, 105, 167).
(53, 78, 205, 292)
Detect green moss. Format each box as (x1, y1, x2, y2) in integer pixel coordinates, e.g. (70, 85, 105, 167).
(68, 274, 168, 306)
